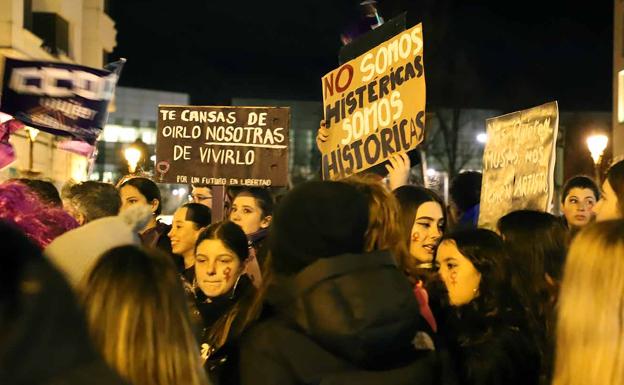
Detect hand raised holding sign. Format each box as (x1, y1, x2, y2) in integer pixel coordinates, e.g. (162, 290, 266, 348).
(385, 151, 411, 190)
(316, 119, 330, 151)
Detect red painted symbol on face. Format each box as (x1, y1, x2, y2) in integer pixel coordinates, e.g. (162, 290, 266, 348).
(450, 270, 458, 286)
(223, 267, 232, 281)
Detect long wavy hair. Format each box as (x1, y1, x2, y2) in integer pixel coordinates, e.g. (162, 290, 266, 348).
(343, 174, 410, 268)
(393, 185, 447, 279)
(195, 221, 257, 353)
(605, 160, 624, 217)
(553, 220, 624, 385)
(497, 211, 569, 315)
(440, 229, 525, 343)
(80, 246, 209, 385)
(0, 181, 78, 248)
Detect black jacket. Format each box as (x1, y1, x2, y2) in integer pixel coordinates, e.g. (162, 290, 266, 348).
(442, 304, 540, 385)
(239, 251, 451, 385)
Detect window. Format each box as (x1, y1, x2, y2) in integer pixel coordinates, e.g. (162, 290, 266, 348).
(32, 12, 69, 57)
(23, 0, 33, 31)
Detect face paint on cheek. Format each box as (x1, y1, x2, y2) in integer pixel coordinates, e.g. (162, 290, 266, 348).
(450, 270, 458, 286)
(223, 266, 232, 281)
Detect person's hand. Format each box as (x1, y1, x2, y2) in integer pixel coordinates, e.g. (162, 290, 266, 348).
(316, 120, 330, 151)
(385, 152, 411, 190)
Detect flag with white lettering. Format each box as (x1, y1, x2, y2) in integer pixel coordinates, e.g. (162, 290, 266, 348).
(0, 57, 124, 144)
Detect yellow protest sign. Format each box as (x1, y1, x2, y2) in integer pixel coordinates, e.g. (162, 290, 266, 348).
(320, 23, 426, 180)
(478, 101, 559, 230)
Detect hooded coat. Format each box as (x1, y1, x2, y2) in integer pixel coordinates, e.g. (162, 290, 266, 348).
(239, 251, 450, 385)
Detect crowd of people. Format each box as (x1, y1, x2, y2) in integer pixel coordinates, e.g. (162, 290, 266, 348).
(1, 154, 624, 385)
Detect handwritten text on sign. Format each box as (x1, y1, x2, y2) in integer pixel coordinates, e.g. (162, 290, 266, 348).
(156, 106, 289, 186)
(478, 101, 559, 230)
(320, 23, 426, 180)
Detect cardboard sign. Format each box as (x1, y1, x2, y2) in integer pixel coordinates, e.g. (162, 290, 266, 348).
(478, 101, 559, 230)
(0, 57, 123, 145)
(155, 105, 289, 186)
(320, 23, 426, 180)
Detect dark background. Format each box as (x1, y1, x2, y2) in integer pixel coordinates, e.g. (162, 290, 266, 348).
(109, 0, 612, 112)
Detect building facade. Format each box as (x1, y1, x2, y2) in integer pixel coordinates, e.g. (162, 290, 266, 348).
(0, 0, 116, 183)
(93, 86, 190, 183)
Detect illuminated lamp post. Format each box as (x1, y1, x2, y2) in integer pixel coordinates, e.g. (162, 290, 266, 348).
(26, 127, 39, 172)
(124, 146, 142, 174)
(586, 134, 609, 183)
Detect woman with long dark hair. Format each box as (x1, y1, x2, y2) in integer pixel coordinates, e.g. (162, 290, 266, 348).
(191, 221, 258, 385)
(594, 159, 624, 221)
(497, 210, 570, 384)
(393, 185, 446, 279)
(168, 203, 211, 280)
(437, 229, 540, 385)
(393, 185, 447, 333)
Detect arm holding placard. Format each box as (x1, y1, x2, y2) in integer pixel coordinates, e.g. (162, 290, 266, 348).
(316, 120, 410, 189)
(385, 152, 410, 190)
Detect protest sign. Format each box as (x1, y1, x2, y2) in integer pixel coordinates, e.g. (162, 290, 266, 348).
(478, 101, 559, 230)
(320, 22, 426, 180)
(156, 105, 289, 186)
(0, 57, 123, 145)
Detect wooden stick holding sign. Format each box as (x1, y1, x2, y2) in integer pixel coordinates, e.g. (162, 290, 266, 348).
(155, 105, 290, 219)
(210, 185, 227, 223)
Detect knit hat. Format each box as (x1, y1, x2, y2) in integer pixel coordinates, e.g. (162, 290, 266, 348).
(269, 181, 369, 275)
(45, 204, 152, 287)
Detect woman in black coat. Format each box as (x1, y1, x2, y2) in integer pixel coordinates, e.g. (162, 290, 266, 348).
(239, 181, 448, 385)
(436, 229, 540, 385)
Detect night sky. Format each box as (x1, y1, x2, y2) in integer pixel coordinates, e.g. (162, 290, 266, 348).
(108, 0, 612, 112)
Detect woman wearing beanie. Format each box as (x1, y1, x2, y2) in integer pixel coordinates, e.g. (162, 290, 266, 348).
(239, 181, 443, 385)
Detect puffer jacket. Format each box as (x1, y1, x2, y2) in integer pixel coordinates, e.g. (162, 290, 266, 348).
(239, 250, 453, 385)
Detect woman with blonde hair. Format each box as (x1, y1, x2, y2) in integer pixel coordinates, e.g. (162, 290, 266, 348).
(553, 220, 624, 385)
(81, 245, 209, 385)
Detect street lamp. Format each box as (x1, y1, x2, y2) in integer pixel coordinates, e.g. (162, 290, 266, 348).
(124, 146, 142, 174)
(25, 126, 39, 173)
(586, 134, 609, 182)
